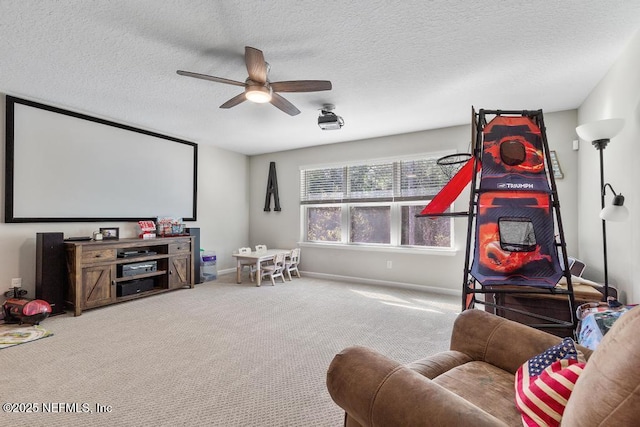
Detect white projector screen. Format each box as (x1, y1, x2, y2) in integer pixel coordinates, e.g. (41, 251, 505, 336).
(5, 96, 197, 222)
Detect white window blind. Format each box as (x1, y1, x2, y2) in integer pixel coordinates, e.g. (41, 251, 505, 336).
(397, 158, 449, 200)
(345, 162, 394, 202)
(300, 167, 345, 203)
(301, 155, 449, 204)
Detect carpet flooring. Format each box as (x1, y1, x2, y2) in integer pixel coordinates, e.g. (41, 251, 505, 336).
(0, 274, 459, 426)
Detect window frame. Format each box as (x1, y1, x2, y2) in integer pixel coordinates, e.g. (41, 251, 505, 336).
(300, 152, 458, 253)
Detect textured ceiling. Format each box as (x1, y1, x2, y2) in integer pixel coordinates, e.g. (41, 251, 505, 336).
(1, 1, 640, 155)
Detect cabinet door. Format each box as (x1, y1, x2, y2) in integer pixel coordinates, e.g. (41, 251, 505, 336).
(82, 265, 115, 309)
(169, 255, 191, 289)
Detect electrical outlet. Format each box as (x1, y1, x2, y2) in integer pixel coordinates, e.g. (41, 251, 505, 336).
(11, 278, 22, 288)
(386, 261, 392, 269)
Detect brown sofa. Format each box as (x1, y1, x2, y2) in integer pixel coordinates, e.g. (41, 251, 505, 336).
(327, 306, 640, 426)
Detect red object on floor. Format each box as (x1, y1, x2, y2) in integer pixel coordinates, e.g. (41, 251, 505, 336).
(3, 298, 52, 325)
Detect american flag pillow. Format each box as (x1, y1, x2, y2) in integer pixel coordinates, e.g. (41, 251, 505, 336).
(514, 338, 586, 427)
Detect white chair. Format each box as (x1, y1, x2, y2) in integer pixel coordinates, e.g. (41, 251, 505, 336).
(255, 244, 271, 266)
(260, 252, 286, 286)
(238, 247, 256, 281)
(284, 248, 301, 280)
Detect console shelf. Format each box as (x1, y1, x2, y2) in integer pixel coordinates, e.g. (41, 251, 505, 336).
(113, 270, 167, 282)
(115, 288, 171, 303)
(65, 236, 195, 316)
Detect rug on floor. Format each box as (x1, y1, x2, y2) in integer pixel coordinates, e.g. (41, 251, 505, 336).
(0, 324, 53, 349)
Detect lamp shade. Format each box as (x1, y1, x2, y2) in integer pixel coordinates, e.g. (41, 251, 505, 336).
(600, 193, 629, 222)
(576, 118, 624, 142)
(600, 204, 629, 221)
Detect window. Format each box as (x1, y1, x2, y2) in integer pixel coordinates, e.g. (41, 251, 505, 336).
(301, 154, 454, 249)
(307, 206, 341, 242)
(401, 205, 451, 247)
(350, 206, 391, 244)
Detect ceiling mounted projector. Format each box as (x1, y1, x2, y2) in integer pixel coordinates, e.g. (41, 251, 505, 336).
(318, 104, 344, 130)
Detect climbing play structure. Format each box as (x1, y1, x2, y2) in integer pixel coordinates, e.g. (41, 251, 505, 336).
(420, 108, 576, 332)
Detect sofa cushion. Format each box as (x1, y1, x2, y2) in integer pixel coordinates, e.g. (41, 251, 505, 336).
(515, 338, 585, 426)
(432, 361, 522, 425)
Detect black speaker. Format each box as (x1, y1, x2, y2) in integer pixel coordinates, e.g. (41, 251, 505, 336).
(185, 228, 201, 284)
(36, 232, 66, 315)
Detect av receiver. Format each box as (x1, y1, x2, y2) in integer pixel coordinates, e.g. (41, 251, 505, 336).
(117, 278, 155, 297)
(118, 261, 158, 277)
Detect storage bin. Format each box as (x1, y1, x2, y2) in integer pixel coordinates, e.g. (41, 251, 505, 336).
(202, 250, 217, 281)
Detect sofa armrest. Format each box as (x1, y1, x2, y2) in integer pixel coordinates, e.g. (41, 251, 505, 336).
(449, 309, 591, 373)
(406, 350, 473, 379)
(327, 346, 509, 427)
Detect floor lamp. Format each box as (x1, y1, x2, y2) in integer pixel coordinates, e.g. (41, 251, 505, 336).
(576, 118, 628, 301)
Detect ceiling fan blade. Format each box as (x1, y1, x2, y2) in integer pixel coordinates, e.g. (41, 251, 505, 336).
(177, 70, 246, 87)
(270, 93, 300, 116)
(220, 93, 247, 109)
(245, 46, 267, 83)
(270, 80, 332, 93)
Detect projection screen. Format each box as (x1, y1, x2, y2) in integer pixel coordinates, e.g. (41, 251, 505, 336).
(5, 96, 197, 222)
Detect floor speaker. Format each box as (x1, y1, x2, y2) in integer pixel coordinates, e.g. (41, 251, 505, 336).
(36, 232, 66, 315)
(186, 228, 202, 284)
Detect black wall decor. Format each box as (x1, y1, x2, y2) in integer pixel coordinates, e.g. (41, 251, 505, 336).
(264, 161, 281, 212)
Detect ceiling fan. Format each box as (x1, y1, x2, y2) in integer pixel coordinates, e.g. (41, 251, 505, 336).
(177, 46, 332, 116)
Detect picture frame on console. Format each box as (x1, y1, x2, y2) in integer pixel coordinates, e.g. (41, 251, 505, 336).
(100, 227, 119, 240)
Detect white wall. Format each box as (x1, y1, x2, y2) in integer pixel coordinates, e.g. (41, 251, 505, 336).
(0, 95, 250, 297)
(191, 145, 250, 272)
(544, 109, 580, 253)
(577, 29, 640, 303)
(249, 110, 580, 294)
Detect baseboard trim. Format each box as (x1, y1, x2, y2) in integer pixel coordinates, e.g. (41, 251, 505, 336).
(217, 268, 459, 297)
(301, 271, 460, 297)
(217, 267, 237, 276)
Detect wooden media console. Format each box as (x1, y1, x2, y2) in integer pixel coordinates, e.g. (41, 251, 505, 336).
(65, 236, 195, 316)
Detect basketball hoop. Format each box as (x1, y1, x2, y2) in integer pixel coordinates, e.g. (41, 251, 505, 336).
(437, 153, 473, 179)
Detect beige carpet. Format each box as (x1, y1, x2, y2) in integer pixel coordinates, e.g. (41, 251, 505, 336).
(0, 274, 459, 426)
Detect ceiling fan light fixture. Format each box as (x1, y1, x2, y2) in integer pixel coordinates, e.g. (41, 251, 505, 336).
(178, 46, 331, 116)
(245, 85, 272, 103)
